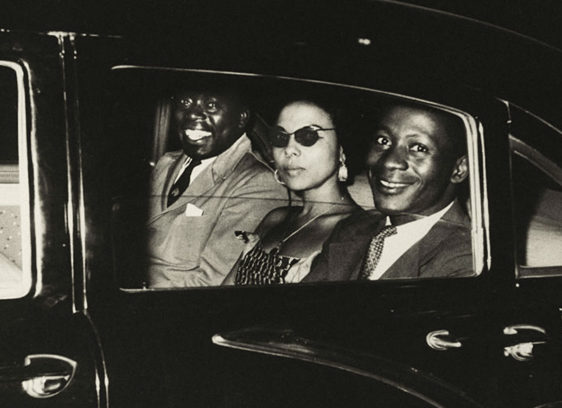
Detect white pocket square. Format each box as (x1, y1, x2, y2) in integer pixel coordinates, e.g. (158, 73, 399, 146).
(184, 203, 204, 217)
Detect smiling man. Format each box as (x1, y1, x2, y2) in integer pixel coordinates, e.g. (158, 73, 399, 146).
(304, 103, 474, 281)
(146, 87, 288, 287)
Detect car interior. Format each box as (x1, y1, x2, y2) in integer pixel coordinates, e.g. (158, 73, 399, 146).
(106, 69, 482, 288)
(511, 140, 562, 273)
(0, 66, 22, 290)
(2, 66, 561, 295)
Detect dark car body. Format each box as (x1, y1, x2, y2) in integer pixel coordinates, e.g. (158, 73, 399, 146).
(0, 1, 561, 407)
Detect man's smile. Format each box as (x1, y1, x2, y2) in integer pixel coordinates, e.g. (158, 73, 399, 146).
(184, 129, 212, 141)
(375, 176, 415, 194)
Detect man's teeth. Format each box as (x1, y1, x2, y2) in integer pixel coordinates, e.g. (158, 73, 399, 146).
(380, 179, 409, 188)
(185, 129, 212, 140)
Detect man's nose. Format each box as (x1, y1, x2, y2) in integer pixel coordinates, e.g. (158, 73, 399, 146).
(187, 103, 206, 120)
(283, 136, 301, 157)
(381, 146, 408, 170)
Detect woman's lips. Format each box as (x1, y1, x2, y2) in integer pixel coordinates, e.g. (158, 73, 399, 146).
(283, 167, 305, 177)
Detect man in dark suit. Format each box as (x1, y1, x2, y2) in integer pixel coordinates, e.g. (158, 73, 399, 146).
(304, 103, 473, 281)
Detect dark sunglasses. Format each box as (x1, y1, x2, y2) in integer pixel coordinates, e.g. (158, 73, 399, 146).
(269, 125, 336, 148)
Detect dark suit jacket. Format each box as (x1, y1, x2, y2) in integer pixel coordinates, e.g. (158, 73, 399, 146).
(303, 200, 474, 282)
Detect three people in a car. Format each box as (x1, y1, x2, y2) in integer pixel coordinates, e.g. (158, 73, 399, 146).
(146, 88, 473, 287)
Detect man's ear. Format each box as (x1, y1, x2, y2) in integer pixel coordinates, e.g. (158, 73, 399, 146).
(450, 155, 469, 184)
(238, 109, 250, 129)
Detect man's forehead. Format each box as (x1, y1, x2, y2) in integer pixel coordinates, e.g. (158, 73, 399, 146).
(174, 89, 242, 103)
(382, 105, 458, 135)
(381, 105, 438, 122)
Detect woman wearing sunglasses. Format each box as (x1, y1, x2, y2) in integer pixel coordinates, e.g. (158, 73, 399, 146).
(223, 99, 359, 285)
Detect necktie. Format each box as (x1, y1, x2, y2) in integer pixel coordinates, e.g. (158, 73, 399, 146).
(360, 225, 397, 280)
(167, 159, 201, 207)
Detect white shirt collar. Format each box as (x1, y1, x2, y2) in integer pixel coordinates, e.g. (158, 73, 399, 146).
(369, 201, 455, 279)
(385, 201, 454, 229)
(174, 155, 216, 184)
(175, 133, 252, 184)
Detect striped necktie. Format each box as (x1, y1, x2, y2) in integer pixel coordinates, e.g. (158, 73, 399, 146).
(360, 225, 397, 280)
(167, 159, 201, 207)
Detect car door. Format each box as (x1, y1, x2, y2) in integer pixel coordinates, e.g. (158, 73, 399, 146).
(503, 105, 562, 407)
(70, 3, 562, 406)
(69, 32, 542, 408)
(0, 31, 104, 407)
(208, 100, 562, 408)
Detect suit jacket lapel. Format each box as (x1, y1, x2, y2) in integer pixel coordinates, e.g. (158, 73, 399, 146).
(150, 135, 253, 219)
(157, 162, 217, 217)
(170, 135, 252, 209)
(327, 240, 369, 280)
(159, 154, 188, 212)
(380, 242, 421, 279)
(328, 215, 386, 280)
(379, 200, 469, 279)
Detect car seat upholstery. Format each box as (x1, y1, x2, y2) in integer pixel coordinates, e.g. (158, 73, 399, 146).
(0, 164, 21, 269)
(520, 188, 562, 267)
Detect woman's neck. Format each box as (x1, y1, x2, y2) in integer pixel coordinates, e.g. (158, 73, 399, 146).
(299, 182, 351, 217)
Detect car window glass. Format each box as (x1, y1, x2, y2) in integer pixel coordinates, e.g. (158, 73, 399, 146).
(0, 63, 29, 299)
(510, 136, 562, 278)
(107, 69, 480, 289)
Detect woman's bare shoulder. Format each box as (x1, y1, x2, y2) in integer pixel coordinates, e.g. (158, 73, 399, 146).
(314, 204, 362, 231)
(256, 206, 299, 235)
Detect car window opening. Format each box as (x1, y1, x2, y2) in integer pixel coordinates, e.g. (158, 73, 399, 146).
(106, 70, 481, 290)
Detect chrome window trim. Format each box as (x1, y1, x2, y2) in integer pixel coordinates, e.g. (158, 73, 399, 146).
(0, 61, 32, 299)
(509, 134, 562, 278)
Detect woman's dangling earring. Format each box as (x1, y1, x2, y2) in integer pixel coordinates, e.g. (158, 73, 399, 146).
(338, 149, 348, 182)
(274, 169, 286, 185)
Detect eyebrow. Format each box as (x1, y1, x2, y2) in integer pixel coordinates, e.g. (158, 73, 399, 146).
(275, 124, 323, 132)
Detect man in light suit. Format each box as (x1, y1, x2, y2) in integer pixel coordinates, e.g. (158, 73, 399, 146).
(147, 87, 288, 287)
(304, 103, 473, 281)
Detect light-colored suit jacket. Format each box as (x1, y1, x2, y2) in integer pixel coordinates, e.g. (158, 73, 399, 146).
(147, 135, 288, 287)
(303, 200, 474, 282)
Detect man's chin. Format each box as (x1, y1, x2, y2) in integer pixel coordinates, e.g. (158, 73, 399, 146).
(182, 144, 212, 159)
(180, 132, 241, 159)
(374, 197, 410, 215)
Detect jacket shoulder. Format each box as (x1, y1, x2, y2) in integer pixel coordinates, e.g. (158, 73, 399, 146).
(236, 151, 273, 173)
(329, 208, 381, 241)
(418, 218, 473, 278)
(230, 152, 279, 184)
(154, 150, 183, 170)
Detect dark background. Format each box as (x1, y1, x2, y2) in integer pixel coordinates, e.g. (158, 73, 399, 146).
(0, 0, 560, 50)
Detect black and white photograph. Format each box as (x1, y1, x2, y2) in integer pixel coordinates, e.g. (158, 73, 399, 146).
(0, 0, 561, 406)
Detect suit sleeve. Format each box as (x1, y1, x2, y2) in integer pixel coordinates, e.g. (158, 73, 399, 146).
(179, 169, 288, 286)
(302, 240, 331, 282)
(302, 210, 365, 282)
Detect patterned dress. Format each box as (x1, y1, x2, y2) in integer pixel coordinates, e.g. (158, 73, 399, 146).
(234, 240, 300, 285)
